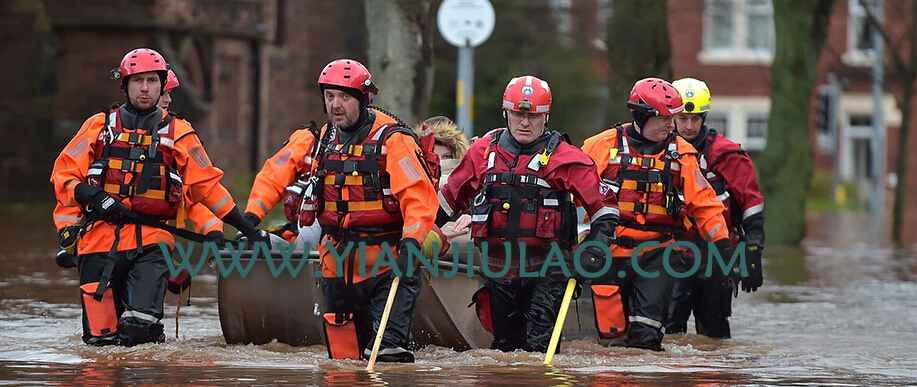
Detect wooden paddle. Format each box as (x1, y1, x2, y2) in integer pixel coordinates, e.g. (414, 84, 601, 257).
(366, 275, 401, 371)
(544, 278, 577, 365)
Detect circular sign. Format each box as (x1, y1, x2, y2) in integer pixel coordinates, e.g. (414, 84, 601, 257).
(437, 0, 495, 48)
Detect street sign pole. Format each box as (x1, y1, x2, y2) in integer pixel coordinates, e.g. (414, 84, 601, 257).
(437, 0, 495, 138)
(457, 44, 474, 138)
(871, 0, 885, 242)
(825, 72, 841, 204)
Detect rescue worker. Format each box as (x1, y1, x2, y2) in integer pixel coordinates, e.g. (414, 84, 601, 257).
(666, 77, 764, 338)
(581, 77, 732, 351)
(51, 48, 270, 347)
(437, 75, 620, 352)
(243, 59, 438, 362)
(54, 69, 204, 275)
(158, 68, 224, 296)
(158, 69, 179, 110)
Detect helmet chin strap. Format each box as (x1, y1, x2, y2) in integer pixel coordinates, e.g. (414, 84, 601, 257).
(633, 121, 644, 134)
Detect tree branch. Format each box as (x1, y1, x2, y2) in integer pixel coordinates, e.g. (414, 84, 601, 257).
(859, 0, 908, 73)
(909, 0, 917, 79)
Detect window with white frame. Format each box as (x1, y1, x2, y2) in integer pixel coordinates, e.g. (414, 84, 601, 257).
(705, 112, 730, 138)
(746, 0, 775, 51)
(744, 112, 769, 150)
(845, 0, 878, 66)
(701, 0, 775, 64)
(705, 0, 735, 51)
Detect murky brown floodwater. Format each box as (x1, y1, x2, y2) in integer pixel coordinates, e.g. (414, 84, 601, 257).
(1, 210, 916, 386)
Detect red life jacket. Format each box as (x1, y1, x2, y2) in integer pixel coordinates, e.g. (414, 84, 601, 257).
(469, 129, 578, 259)
(600, 125, 689, 248)
(313, 109, 438, 243)
(696, 129, 746, 229)
(682, 129, 748, 246)
(86, 106, 182, 219)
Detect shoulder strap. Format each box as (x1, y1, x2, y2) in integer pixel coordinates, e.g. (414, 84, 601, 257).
(614, 123, 627, 155)
(379, 124, 440, 187)
(368, 105, 409, 127)
(544, 131, 571, 154)
(381, 124, 420, 143)
(135, 111, 174, 195)
(303, 121, 322, 161)
(100, 105, 122, 157)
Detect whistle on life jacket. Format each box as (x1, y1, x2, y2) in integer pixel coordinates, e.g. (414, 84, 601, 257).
(539, 149, 551, 166)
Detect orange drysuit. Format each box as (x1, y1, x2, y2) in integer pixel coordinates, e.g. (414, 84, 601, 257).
(183, 198, 223, 235)
(51, 109, 237, 254)
(582, 124, 728, 258)
(246, 109, 437, 282)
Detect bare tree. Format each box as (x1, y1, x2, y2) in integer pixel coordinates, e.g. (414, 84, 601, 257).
(605, 0, 672, 123)
(758, 0, 834, 245)
(861, 0, 917, 245)
(365, 0, 436, 125)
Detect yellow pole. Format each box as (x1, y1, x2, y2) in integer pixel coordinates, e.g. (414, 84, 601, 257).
(366, 276, 401, 371)
(544, 278, 577, 365)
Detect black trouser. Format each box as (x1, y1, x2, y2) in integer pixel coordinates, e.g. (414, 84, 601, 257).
(595, 248, 674, 351)
(78, 246, 167, 346)
(486, 275, 566, 353)
(322, 270, 421, 362)
(666, 248, 733, 338)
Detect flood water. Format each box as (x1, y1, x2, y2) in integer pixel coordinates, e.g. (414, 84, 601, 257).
(1, 211, 916, 386)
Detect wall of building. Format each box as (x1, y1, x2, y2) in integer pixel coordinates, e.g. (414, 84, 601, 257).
(2, 0, 366, 203)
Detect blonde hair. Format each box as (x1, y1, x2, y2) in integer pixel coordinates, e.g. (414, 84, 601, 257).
(414, 116, 470, 160)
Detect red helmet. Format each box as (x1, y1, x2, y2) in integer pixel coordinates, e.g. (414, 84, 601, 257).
(317, 59, 378, 101)
(502, 75, 552, 113)
(627, 77, 684, 116)
(164, 69, 180, 91)
(113, 48, 168, 80)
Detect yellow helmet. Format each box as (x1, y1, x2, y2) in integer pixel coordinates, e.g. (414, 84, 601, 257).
(672, 78, 711, 114)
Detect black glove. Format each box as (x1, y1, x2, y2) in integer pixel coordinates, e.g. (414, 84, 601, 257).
(248, 229, 272, 249)
(584, 212, 619, 249)
(576, 211, 618, 279)
(74, 183, 128, 223)
(742, 244, 763, 292)
(206, 230, 225, 245)
(703, 239, 736, 318)
(577, 245, 608, 278)
(55, 250, 78, 268)
(243, 212, 261, 227)
(222, 206, 271, 249)
(395, 238, 421, 276)
(711, 239, 735, 280)
(58, 225, 81, 253)
(233, 228, 272, 249)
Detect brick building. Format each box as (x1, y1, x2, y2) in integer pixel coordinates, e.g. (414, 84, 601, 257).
(558, 0, 915, 242)
(1, 0, 365, 201)
(4, 0, 915, 242)
(666, 0, 916, 242)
